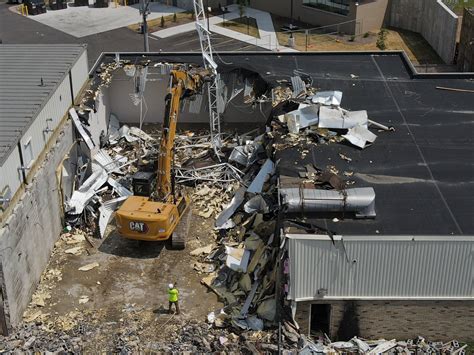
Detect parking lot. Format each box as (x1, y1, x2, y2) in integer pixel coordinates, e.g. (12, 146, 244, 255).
(25, 2, 183, 37)
(0, 0, 264, 67)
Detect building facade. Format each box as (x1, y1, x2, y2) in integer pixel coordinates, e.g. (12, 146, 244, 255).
(250, 0, 389, 35)
(458, 7, 474, 72)
(286, 234, 474, 341)
(0, 44, 89, 333)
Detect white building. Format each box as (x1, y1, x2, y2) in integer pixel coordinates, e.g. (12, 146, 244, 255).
(0, 44, 89, 333)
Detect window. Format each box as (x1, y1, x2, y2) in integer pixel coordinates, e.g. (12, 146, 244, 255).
(23, 138, 33, 167)
(310, 304, 331, 336)
(303, 0, 351, 16)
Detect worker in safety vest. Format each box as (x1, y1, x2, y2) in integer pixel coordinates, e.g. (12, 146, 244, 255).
(168, 283, 180, 314)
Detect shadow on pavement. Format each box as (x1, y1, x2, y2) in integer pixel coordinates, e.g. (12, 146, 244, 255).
(98, 230, 166, 258)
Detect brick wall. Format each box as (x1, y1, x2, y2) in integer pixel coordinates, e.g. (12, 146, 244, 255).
(295, 300, 474, 341)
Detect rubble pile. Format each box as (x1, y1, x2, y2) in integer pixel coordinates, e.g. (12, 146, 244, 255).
(271, 79, 394, 150)
(299, 335, 471, 354)
(185, 130, 288, 337)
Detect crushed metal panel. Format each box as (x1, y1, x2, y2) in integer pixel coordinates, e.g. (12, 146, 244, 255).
(280, 187, 376, 218)
(309, 90, 343, 106)
(107, 177, 132, 197)
(118, 125, 139, 143)
(93, 149, 125, 174)
(285, 104, 319, 134)
(98, 196, 127, 238)
(66, 163, 108, 214)
(291, 76, 306, 98)
(244, 195, 270, 214)
(215, 186, 246, 229)
(342, 125, 377, 149)
(318, 107, 368, 129)
(129, 126, 153, 142)
(70, 108, 94, 150)
(247, 159, 275, 194)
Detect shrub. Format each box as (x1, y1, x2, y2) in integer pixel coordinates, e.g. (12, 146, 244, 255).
(363, 32, 369, 38)
(173, 13, 177, 22)
(376, 28, 388, 50)
(349, 35, 355, 42)
(160, 15, 165, 27)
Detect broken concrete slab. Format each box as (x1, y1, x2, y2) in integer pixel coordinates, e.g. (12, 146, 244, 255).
(190, 244, 214, 256)
(78, 262, 99, 271)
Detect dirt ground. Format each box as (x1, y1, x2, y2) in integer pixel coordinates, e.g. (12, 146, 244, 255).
(128, 11, 195, 33)
(272, 15, 443, 65)
(216, 16, 260, 38)
(22, 209, 223, 351)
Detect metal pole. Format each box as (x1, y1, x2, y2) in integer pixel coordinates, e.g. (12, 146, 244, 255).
(290, 0, 294, 25)
(140, 0, 150, 52)
(143, 12, 149, 52)
(305, 29, 308, 51)
(206, 0, 210, 31)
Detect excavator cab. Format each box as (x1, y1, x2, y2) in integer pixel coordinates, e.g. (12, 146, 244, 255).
(115, 66, 208, 249)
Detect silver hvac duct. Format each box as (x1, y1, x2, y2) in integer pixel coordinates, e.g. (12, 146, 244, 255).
(280, 187, 376, 218)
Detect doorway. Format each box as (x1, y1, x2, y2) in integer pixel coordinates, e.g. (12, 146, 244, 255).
(310, 303, 331, 337)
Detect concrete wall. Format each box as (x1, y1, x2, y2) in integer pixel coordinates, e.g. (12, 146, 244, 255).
(296, 300, 474, 341)
(106, 68, 267, 125)
(356, 0, 389, 34)
(458, 8, 474, 72)
(0, 119, 75, 327)
(389, 0, 458, 64)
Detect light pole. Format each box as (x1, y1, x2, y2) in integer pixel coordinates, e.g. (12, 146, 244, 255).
(290, 0, 294, 26)
(139, 0, 150, 52)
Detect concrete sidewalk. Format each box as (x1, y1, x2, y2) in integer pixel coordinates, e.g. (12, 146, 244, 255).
(152, 5, 296, 52)
(26, 3, 183, 38)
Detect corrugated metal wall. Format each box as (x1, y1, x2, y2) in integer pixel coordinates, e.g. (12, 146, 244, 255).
(20, 74, 72, 169)
(288, 235, 474, 300)
(0, 50, 88, 200)
(71, 50, 89, 99)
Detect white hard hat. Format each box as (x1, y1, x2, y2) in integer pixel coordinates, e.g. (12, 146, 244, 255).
(168, 283, 174, 289)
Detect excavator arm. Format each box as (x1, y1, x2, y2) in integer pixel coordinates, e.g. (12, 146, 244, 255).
(115, 65, 210, 248)
(156, 69, 201, 202)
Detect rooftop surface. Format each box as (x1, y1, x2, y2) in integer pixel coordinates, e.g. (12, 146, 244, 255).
(93, 51, 474, 236)
(0, 44, 86, 165)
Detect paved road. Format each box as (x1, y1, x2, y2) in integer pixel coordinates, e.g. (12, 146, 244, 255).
(0, 1, 265, 67)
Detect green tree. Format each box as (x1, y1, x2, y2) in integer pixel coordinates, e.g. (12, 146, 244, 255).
(173, 12, 177, 22)
(160, 15, 165, 28)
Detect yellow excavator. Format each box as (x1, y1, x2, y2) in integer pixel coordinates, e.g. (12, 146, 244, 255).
(115, 65, 209, 249)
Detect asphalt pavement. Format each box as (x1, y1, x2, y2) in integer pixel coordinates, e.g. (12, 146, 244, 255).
(0, 1, 265, 67)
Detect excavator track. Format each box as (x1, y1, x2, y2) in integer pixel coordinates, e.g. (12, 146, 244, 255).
(171, 206, 192, 250)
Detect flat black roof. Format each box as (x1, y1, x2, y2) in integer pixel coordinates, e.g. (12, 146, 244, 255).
(92, 51, 474, 236)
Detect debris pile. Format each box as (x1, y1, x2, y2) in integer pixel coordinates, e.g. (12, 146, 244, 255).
(185, 130, 287, 337)
(299, 335, 470, 354)
(271, 82, 394, 150)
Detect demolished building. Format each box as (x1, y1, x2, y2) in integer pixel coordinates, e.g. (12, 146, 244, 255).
(80, 51, 474, 343)
(1, 48, 473, 350)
